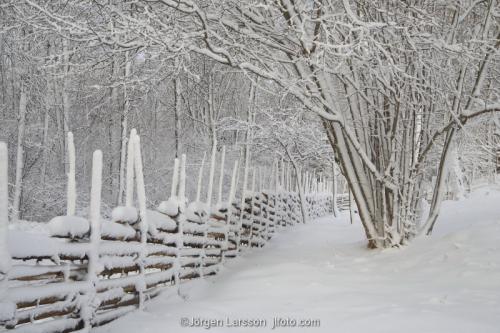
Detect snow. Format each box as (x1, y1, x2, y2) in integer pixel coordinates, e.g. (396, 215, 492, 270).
(157, 198, 179, 217)
(217, 145, 226, 205)
(206, 140, 217, 206)
(195, 152, 206, 202)
(185, 201, 209, 222)
(95, 188, 500, 333)
(48, 216, 89, 238)
(125, 128, 136, 207)
(0, 301, 15, 322)
(9, 220, 50, 235)
(147, 210, 177, 233)
(111, 206, 139, 224)
(228, 160, 239, 204)
(170, 158, 180, 199)
(178, 154, 187, 207)
(87, 149, 103, 280)
(7, 229, 85, 259)
(66, 131, 76, 216)
(101, 221, 136, 240)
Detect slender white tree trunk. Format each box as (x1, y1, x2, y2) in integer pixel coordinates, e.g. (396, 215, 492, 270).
(118, 52, 132, 205)
(12, 83, 27, 222)
(66, 132, 76, 216)
(332, 160, 339, 217)
(206, 139, 217, 207)
(41, 109, 50, 185)
(61, 38, 71, 173)
(174, 58, 182, 157)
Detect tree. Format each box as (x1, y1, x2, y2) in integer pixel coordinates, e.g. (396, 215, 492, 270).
(35, 0, 496, 248)
(3, 0, 499, 250)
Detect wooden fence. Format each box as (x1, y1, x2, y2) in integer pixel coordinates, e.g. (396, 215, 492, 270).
(0, 132, 340, 333)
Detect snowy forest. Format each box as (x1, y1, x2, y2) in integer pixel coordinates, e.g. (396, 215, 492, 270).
(0, 1, 500, 332)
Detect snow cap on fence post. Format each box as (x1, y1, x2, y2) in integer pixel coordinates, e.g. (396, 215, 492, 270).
(0, 142, 11, 276)
(217, 146, 226, 205)
(241, 150, 251, 200)
(274, 158, 280, 192)
(287, 163, 292, 192)
(66, 132, 76, 216)
(257, 167, 262, 192)
(196, 152, 206, 202)
(170, 158, 180, 199)
(178, 154, 187, 209)
(251, 167, 256, 193)
(303, 171, 307, 194)
(125, 128, 137, 207)
(206, 139, 217, 207)
(280, 157, 285, 192)
(228, 160, 239, 205)
(268, 159, 275, 192)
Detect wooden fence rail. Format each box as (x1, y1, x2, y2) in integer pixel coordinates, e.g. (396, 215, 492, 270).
(0, 131, 340, 333)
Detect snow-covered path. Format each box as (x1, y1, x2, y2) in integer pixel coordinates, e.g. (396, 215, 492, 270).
(95, 188, 500, 333)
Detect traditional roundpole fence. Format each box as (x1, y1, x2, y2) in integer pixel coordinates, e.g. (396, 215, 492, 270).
(0, 133, 341, 333)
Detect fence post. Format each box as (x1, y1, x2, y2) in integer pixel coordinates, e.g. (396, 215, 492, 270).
(223, 160, 238, 261)
(216, 147, 228, 259)
(217, 146, 226, 206)
(125, 128, 136, 207)
(0, 142, 10, 276)
(66, 132, 76, 216)
(206, 140, 217, 207)
(166, 157, 181, 287)
(83, 149, 103, 330)
(249, 168, 256, 246)
(237, 149, 250, 252)
(0, 142, 13, 326)
(133, 134, 148, 309)
(176, 154, 186, 291)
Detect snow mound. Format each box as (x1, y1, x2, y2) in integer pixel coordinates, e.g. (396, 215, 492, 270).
(147, 210, 177, 233)
(8, 220, 49, 235)
(185, 201, 209, 222)
(48, 216, 89, 238)
(157, 198, 179, 217)
(101, 221, 137, 240)
(8, 230, 60, 258)
(111, 206, 139, 224)
(214, 201, 230, 213)
(0, 301, 16, 323)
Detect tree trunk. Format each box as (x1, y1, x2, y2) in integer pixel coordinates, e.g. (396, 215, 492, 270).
(61, 38, 71, 173)
(174, 58, 182, 157)
(12, 82, 27, 222)
(117, 52, 131, 206)
(332, 160, 339, 217)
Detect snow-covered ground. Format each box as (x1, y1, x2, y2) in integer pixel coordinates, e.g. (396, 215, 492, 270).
(95, 188, 500, 333)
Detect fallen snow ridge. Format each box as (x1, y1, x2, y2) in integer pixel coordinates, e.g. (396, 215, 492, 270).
(95, 187, 500, 333)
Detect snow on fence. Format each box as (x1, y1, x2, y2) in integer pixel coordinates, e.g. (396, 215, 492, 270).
(0, 131, 337, 333)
